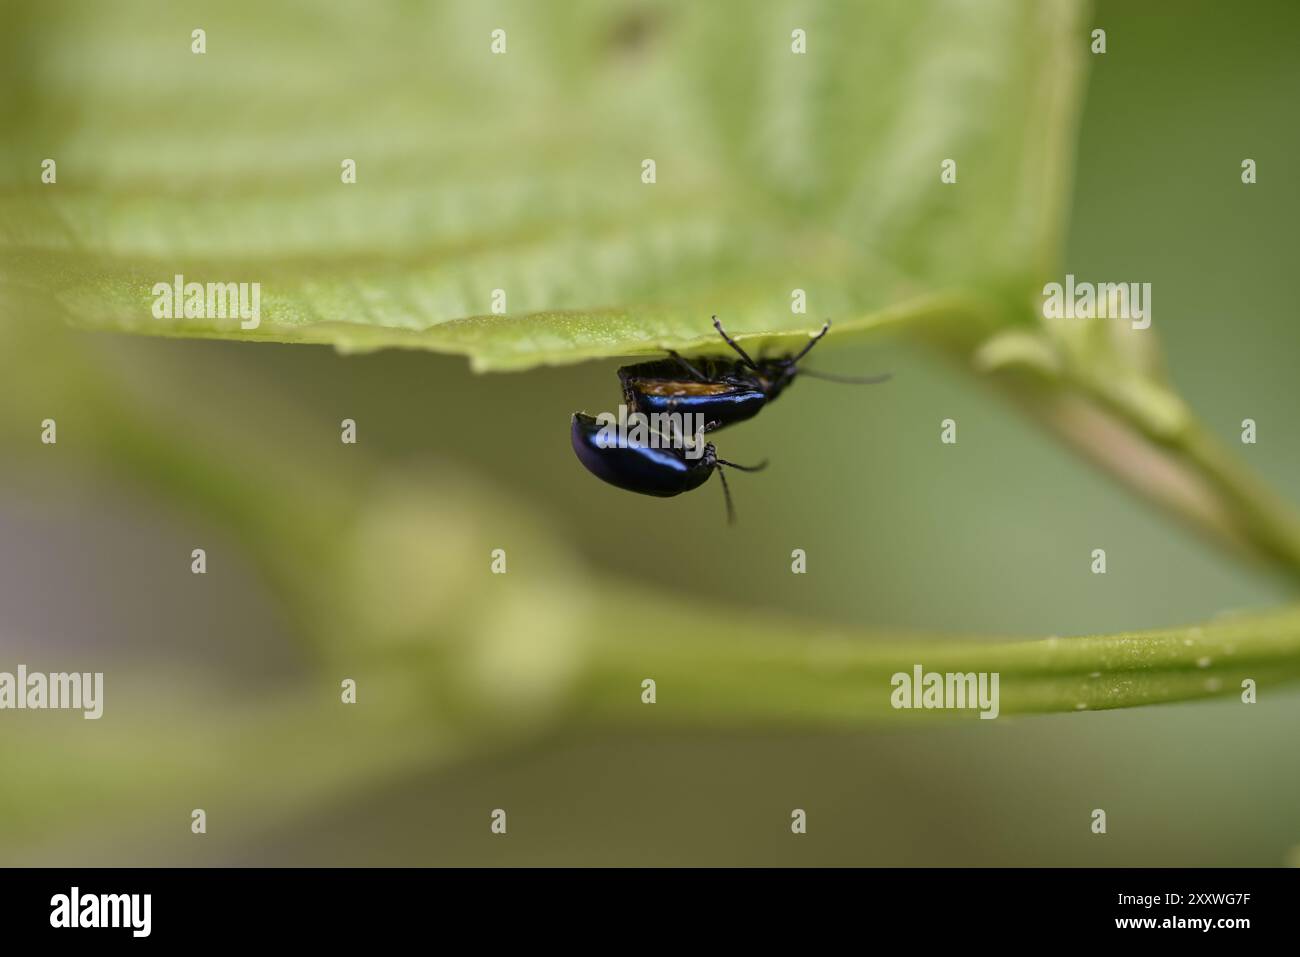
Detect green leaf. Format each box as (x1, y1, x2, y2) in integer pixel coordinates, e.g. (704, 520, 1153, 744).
(1, 0, 1084, 370)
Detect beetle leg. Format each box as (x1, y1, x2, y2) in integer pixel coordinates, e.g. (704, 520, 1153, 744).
(712, 315, 761, 373)
(790, 319, 831, 363)
(666, 349, 710, 382)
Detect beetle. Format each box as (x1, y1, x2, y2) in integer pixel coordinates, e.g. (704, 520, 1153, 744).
(570, 412, 765, 523)
(617, 316, 890, 433)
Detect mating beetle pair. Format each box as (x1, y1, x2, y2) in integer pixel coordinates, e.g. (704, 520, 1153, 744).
(571, 316, 890, 521)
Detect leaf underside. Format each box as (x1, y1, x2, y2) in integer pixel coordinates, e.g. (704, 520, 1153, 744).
(0, 0, 1083, 369)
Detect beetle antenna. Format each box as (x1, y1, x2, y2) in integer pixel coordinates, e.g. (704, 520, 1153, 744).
(790, 319, 831, 363)
(716, 458, 768, 472)
(716, 467, 736, 525)
(712, 315, 761, 373)
(714, 458, 767, 525)
(798, 368, 893, 385)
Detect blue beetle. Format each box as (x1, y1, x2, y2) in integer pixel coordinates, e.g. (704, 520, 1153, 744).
(618, 316, 889, 433)
(570, 412, 765, 522)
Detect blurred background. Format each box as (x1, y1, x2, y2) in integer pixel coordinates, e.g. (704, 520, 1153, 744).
(2, 0, 1299, 865)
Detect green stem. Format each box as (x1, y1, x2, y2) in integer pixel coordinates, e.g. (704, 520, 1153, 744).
(930, 303, 1300, 589)
(1178, 423, 1300, 581)
(1061, 367, 1300, 589)
(573, 594, 1300, 727)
